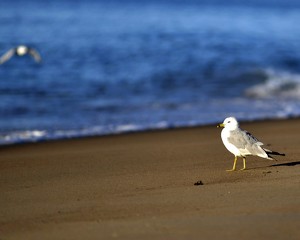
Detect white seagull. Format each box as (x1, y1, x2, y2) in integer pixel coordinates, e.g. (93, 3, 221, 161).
(0, 45, 42, 64)
(217, 117, 285, 171)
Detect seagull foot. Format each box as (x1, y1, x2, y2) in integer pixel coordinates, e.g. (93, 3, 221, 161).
(226, 169, 236, 172)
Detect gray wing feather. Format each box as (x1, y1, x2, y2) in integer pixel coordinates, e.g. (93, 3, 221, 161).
(227, 129, 259, 148)
(227, 128, 267, 157)
(28, 48, 42, 63)
(0, 49, 15, 64)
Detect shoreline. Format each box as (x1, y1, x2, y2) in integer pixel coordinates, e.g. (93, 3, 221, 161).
(1, 118, 299, 239)
(1, 115, 299, 148)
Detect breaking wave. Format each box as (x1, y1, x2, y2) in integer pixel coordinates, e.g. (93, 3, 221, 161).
(245, 69, 300, 99)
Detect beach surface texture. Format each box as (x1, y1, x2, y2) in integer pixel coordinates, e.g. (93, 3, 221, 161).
(1, 118, 299, 240)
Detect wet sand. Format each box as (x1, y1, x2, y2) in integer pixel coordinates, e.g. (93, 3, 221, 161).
(0, 118, 299, 239)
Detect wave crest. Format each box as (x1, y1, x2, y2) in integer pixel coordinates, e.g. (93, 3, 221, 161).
(245, 69, 300, 99)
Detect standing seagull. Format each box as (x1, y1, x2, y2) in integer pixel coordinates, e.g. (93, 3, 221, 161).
(217, 117, 285, 171)
(0, 45, 42, 64)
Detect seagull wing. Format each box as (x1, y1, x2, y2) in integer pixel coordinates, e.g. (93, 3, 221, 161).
(227, 128, 269, 158)
(244, 131, 263, 145)
(28, 48, 42, 63)
(0, 48, 15, 64)
(227, 129, 260, 149)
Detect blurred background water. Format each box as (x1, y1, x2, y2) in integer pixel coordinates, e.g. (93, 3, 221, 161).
(1, 0, 300, 144)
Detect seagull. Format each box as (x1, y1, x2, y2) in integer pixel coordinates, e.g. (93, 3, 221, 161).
(217, 117, 285, 171)
(0, 45, 42, 64)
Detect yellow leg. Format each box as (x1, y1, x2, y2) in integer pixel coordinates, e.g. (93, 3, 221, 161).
(226, 156, 238, 171)
(240, 157, 246, 171)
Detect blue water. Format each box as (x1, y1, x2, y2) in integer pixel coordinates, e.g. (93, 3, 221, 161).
(1, 0, 300, 144)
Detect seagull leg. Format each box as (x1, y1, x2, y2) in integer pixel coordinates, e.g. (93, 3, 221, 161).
(226, 156, 237, 171)
(240, 157, 246, 171)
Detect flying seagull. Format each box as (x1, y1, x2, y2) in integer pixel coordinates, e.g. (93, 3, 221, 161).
(0, 45, 42, 64)
(217, 117, 285, 171)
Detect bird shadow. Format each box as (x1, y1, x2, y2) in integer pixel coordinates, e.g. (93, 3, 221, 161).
(247, 160, 300, 170)
(270, 161, 300, 167)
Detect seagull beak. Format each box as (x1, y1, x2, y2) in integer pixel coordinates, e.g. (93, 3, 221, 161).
(217, 123, 225, 128)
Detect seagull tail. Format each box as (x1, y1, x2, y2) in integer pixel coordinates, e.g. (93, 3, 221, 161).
(263, 148, 285, 160)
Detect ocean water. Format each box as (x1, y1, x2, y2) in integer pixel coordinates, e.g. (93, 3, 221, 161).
(0, 0, 300, 145)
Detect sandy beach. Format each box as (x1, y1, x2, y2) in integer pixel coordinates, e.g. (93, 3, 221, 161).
(0, 118, 299, 240)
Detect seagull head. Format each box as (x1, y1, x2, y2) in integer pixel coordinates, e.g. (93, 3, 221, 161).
(217, 117, 239, 130)
(16, 45, 28, 56)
